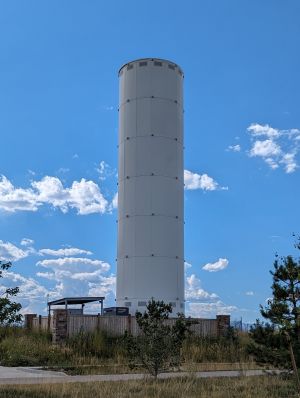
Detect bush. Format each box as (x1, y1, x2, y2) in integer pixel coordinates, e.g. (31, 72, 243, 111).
(123, 300, 193, 377)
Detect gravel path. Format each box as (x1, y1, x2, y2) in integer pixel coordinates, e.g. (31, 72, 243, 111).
(0, 366, 282, 385)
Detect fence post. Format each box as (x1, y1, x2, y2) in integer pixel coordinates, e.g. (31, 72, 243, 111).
(52, 309, 68, 343)
(24, 314, 37, 330)
(127, 314, 131, 334)
(216, 315, 230, 337)
(97, 313, 100, 331)
(48, 314, 51, 332)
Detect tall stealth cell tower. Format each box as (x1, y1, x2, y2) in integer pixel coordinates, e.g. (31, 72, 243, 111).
(116, 58, 184, 315)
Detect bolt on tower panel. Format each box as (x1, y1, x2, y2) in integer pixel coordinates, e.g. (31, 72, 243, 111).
(116, 58, 184, 315)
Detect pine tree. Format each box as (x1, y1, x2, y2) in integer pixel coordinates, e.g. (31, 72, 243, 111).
(261, 253, 300, 341)
(248, 238, 300, 391)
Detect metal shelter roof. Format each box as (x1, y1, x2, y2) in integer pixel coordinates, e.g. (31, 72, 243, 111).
(48, 297, 105, 306)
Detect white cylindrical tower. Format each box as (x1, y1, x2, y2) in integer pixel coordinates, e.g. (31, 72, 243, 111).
(116, 58, 184, 315)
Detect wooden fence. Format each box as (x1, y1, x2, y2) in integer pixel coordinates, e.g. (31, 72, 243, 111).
(67, 315, 219, 337)
(25, 311, 229, 342)
(31, 315, 49, 331)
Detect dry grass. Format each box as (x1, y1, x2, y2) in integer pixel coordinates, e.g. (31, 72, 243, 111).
(0, 328, 255, 375)
(181, 361, 263, 372)
(182, 333, 250, 364)
(48, 361, 264, 376)
(0, 376, 297, 398)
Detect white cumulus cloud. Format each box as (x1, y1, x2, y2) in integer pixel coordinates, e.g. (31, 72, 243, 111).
(184, 261, 192, 270)
(184, 269, 237, 318)
(247, 123, 280, 138)
(202, 258, 229, 272)
(250, 139, 281, 158)
(36, 255, 115, 308)
(184, 170, 227, 191)
(185, 274, 218, 301)
(0, 175, 109, 215)
(85, 275, 116, 298)
(0, 176, 39, 212)
(1, 239, 116, 314)
(111, 193, 118, 210)
(247, 123, 300, 173)
(186, 301, 238, 318)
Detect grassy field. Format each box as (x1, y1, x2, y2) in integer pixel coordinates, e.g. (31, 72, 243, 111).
(0, 328, 122, 368)
(0, 376, 297, 398)
(0, 327, 256, 374)
(0, 328, 298, 397)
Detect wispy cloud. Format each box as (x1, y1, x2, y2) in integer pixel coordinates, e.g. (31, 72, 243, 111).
(227, 144, 241, 152)
(102, 105, 114, 111)
(0, 240, 32, 262)
(57, 168, 70, 174)
(39, 247, 92, 257)
(37, 257, 110, 272)
(96, 161, 116, 181)
(20, 238, 34, 247)
(1, 271, 49, 303)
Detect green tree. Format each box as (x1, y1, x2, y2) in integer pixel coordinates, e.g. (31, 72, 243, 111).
(261, 252, 300, 341)
(0, 261, 22, 326)
(248, 239, 300, 391)
(123, 299, 194, 377)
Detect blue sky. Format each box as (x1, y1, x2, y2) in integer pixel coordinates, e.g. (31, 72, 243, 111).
(0, 1, 300, 322)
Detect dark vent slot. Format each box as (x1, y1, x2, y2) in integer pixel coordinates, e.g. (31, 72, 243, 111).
(124, 302, 131, 307)
(127, 64, 133, 70)
(138, 301, 147, 306)
(154, 61, 162, 66)
(168, 64, 175, 70)
(139, 61, 147, 66)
